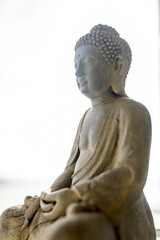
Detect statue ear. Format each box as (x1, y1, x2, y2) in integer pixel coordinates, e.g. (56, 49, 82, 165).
(114, 55, 125, 75)
(111, 55, 126, 96)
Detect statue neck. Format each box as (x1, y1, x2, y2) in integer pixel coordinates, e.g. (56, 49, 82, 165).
(91, 93, 116, 109)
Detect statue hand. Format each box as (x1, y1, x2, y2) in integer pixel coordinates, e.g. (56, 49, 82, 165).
(40, 188, 81, 221)
(21, 195, 40, 231)
(40, 188, 53, 212)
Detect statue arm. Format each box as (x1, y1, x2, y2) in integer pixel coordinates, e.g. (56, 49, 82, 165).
(40, 111, 88, 220)
(50, 110, 88, 192)
(72, 102, 151, 215)
(50, 163, 76, 191)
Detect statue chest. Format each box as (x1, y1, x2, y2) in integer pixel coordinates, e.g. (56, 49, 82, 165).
(74, 106, 118, 177)
(79, 109, 106, 152)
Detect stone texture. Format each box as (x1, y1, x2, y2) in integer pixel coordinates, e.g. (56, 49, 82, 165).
(0, 24, 156, 240)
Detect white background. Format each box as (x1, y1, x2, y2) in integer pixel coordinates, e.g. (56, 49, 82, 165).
(0, 0, 159, 228)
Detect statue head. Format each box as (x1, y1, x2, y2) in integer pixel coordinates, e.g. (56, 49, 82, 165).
(75, 24, 132, 97)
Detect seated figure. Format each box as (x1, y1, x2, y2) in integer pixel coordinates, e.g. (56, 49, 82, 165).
(0, 24, 156, 240)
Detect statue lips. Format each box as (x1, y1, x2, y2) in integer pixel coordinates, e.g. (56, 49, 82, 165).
(77, 77, 88, 89)
(80, 82, 87, 88)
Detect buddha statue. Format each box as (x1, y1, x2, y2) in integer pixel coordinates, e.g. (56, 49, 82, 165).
(0, 24, 156, 240)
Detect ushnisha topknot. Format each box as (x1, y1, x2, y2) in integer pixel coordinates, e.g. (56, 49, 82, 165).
(75, 24, 132, 79)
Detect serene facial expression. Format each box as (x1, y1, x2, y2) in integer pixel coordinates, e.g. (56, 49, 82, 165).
(74, 45, 111, 99)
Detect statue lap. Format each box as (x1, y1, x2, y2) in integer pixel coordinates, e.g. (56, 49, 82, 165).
(0, 204, 116, 240)
(29, 213, 116, 240)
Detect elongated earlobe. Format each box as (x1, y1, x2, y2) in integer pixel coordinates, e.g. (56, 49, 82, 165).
(111, 80, 126, 96)
(111, 55, 127, 96)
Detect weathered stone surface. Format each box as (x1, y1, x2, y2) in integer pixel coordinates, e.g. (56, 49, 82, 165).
(0, 24, 156, 240)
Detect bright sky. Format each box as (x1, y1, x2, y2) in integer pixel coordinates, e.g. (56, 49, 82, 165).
(0, 0, 159, 209)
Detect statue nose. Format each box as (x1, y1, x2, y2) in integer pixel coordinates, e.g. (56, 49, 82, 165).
(75, 62, 84, 77)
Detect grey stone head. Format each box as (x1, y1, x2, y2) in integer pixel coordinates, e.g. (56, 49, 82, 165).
(75, 24, 132, 96)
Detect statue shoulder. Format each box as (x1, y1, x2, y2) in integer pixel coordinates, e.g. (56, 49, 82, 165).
(119, 97, 150, 116)
(117, 97, 151, 127)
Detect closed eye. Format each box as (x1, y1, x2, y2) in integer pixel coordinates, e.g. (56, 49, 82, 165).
(84, 56, 97, 65)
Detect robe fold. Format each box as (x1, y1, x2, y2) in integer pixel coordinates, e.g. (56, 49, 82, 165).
(13, 97, 156, 240)
(66, 97, 156, 240)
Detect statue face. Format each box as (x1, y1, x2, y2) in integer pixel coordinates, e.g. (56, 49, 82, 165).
(75, 45, 112, 99)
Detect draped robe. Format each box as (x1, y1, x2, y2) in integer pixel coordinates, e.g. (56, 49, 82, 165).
(64, 97, 156, 240)
(0, 97, 156, 240)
